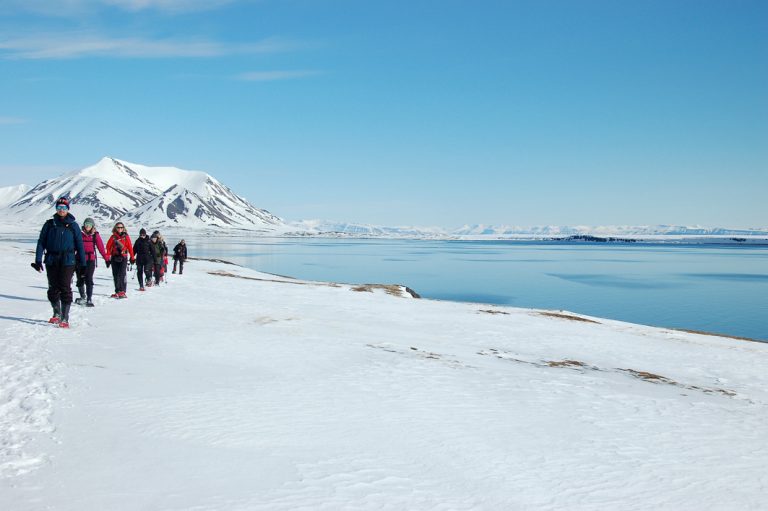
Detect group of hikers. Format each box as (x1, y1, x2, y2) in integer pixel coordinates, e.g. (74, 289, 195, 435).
(33, 197, 189, 328)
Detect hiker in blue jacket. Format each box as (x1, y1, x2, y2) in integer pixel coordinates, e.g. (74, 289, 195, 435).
(33, 197, 87, 328)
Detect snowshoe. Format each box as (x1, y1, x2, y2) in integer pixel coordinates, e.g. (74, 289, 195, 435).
(111, 293, 119, 298)
(75, 297, 86, 306)
(118, 292, 127, 299)
(86, 300, 95, 308)
(49, 316, 61, 324)
(139, 287, 146, 291)
(58, 321, 70, 329)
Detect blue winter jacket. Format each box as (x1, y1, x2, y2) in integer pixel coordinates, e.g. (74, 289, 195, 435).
(36, 213, 87, 267)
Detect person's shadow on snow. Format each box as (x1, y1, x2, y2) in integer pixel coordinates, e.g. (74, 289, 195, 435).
(0, 315, 52, 326)
(0, 293, 47, 302)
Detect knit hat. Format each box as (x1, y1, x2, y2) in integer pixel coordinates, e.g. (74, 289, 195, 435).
(140, 228, 147, 236)
(83, 217, 95, 228)
(151, 230, 160, 238)
(55, 197, 70, 210)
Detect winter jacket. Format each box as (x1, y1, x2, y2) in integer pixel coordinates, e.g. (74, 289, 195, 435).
(36, 213, 86, 267)
(149, 239, 167, 264)
(133, 236, 154, 265)
(173, 242, 187, 261)
(81, 230, 108, 266)
(106, 232, 134, 262)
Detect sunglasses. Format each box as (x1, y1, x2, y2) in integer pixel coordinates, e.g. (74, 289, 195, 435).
(56, 205, 68, 211)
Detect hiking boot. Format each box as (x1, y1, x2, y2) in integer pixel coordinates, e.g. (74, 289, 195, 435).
(59, 321, 70, 329)
(139, 287, 145, 291)
(118, 291, 127, 299)
(61, 302, 71, 325)
(111, 293, 119, 298)
(77, 284, 86, 301)
(86, 299, 95, 307)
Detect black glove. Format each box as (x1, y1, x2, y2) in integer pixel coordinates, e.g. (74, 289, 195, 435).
(105, 260, 111, 268)
(31, 262, 43, 272)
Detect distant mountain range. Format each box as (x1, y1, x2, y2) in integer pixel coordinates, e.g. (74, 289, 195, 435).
(1, 158, 766, 238)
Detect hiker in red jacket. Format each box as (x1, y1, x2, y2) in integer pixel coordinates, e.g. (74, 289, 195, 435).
(75, 217, 109, 306)
(105, 222, 135, 299)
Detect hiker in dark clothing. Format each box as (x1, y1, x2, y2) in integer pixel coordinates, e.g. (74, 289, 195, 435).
(75, 217, 108, 307)
(105, 222, 134, 298)
(149, 231, 167, 285)
(132, 228, 154, 291)
(172, 239, 187, 274)
(33, 197, 86, 328)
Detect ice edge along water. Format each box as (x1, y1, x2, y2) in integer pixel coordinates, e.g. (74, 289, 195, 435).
(1, 240, 767, 510)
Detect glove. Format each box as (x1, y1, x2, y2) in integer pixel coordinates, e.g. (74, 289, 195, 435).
(130, 258, 136, 265)
(31, 262, 43, 272)
(105, 260, 111, 268)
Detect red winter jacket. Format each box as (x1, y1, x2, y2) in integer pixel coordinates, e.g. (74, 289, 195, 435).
(106, 232, 134, 262)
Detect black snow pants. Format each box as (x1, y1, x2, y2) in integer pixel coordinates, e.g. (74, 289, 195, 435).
(76, 260, 97, 300)
(46, 264, 76, 305)
(136, 260, 152, 288)
(111, 259, 127, 294)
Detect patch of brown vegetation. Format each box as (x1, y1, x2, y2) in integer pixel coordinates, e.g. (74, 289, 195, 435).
(547, 359, 587, 368)
(189, 257, 238, 265)
(537, 311, 601, 324)
(480, 349, 741, 399)
(620, 368, 675, 384)
(479, 309, 510, 315)
(351, 284, 420, 298)
(670, 328, 762, 343)
(208, 270, 341, 288)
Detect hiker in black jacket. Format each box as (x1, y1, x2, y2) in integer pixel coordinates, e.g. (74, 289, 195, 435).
(132, 228, 153, 291)
(33, 197, 86, 328)
(172, 239, 187, 274)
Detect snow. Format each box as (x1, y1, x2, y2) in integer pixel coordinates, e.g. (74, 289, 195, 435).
(1, 238, 767, 509)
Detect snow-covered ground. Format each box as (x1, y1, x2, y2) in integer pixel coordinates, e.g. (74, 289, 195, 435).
(1, 239, 767, 510)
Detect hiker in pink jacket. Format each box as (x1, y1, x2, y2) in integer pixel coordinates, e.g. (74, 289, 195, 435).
(75, 217, 109, 307)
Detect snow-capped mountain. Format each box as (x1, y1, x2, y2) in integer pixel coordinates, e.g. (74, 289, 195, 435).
(2, 157, 284, 231)
(0, 184, 30, 208)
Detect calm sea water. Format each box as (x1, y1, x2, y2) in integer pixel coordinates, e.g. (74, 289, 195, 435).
(188, 237, 768, 341)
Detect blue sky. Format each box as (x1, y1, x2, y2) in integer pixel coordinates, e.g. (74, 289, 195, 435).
(1, 0, 766, 228)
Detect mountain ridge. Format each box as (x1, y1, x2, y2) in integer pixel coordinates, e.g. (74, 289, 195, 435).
(1, 157, 284, 231)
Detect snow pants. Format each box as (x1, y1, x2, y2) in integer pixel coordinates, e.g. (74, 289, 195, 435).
(153, 262, 164, 284)
(173, 258, 184, 274)
(111, 259, 127, 294)
(45, 264, 76, 305)
(136, 260, 152, 288)
(76, 260, 96, 300)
